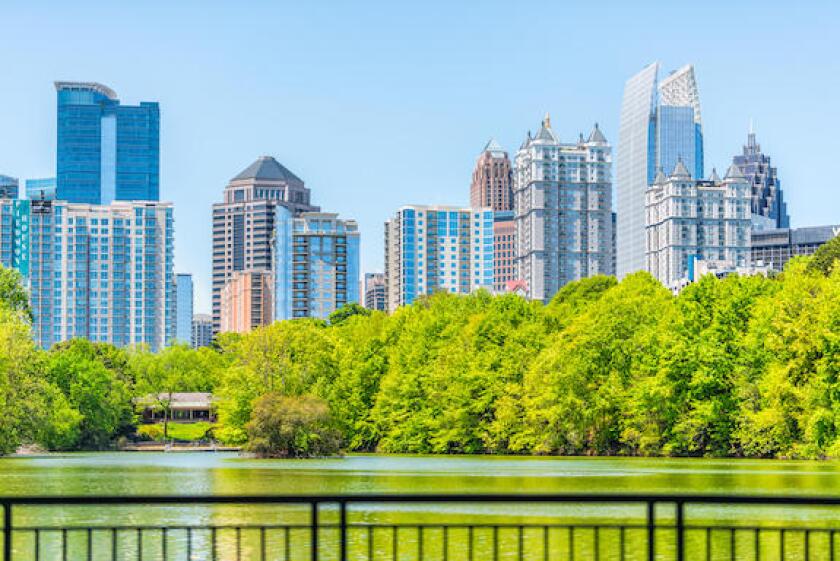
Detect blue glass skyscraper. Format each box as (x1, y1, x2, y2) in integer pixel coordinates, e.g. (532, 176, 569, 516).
(175, 273, 194, 345)
(55, 82, 159, 204)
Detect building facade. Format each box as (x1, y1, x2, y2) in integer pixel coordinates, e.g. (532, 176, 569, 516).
(175, 273, 193, 345)
(752, 225, 840, 272)
(732, 129, 789, 229)
(513, 116, 613, 302)
(191, 313, 213, 348)
(616, 63, 703, 278)
(362, 272, 386, 311)
(211, 156, 318, 332)
(26, 178, 56, 200)
(220, 270, 273, 333)
(0, 199, 174, 350)
(273, 208, 360, 320)
(0, 175, 19, 199)
(646, 162, 751, 289)
(470, 138, 513, 211)
(55, 82, 159, 205)
(493, 211, 515, 292)
(384, 205, 494, 312)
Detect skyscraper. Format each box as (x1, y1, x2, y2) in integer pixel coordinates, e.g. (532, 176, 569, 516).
(384, 205, 494, 312)
(211, 156, 318, 332)
(362, 272, 386, 311)
(191, 313, 213, 348)
(55, 82, 159, 204)
(616, 63, 704, 277)
(175, 273, 194, 345)
(732, 128, 789, 229)
(220, 270, 273, 333)
(513, 116, 613, 302)
(0, 175, 19, 199)
(0, 199, 174, 350)
(646, 163, 751, 289)
(25, 178, 56, 200)
(273, 208, 360, 320)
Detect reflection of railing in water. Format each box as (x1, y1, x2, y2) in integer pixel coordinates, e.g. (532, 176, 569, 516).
(3, 493, 840, 560)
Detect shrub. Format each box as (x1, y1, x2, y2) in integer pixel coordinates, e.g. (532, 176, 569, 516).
(245, 394, 341, 458)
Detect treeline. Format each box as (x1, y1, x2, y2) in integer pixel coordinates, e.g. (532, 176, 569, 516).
(1, 236, 840, 458)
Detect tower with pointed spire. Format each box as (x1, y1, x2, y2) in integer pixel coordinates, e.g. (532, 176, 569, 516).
(513, 116, 613, 302)
(645, 160, 752, 289)
(732, 127, 789, 229)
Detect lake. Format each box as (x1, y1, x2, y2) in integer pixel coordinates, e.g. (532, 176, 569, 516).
(2, 453, 839, 559)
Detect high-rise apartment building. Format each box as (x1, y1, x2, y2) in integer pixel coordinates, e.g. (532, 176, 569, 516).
(0, 175, 19, 199)
(0, 199, 174, 350)
(175, 273, 193, 345)
(55, 82, 159, 204)
(273, 208, 360, 320)
(26, 178, 56, 200)
(752, 225, 840, 272)
(732, 129, 789, 229)
(191, 313, 213, 348)
(493, 211, 515, 292)
(384, 205, 494, 312)
(616, 63, 703, 277)
(513, 116, 613, 302)
(211, 156, 318, 332)
(362, 272, 386, 311)
(220, 270, 273, 333)
(646, 162, 751, 289)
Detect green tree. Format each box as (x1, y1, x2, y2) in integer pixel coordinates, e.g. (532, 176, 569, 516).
(0, 265, 32, 320)
(245, 393, 341, 458)
(807, 234, 840, 276)
(329, 303, 372, 325)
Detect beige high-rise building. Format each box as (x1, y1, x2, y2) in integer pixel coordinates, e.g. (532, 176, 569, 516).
(211, 156, 318, 333)
(219, 270, 273, 334)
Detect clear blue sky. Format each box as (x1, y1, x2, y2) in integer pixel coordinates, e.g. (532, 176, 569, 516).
(2, 1, 838, 313)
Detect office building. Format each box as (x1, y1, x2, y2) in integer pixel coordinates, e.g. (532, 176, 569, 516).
(191, 313, 213, 348)
(616, 63, 703, 277)
(470, 138, 513, 211)
(220, 270, 273, 333)
(274, 208, 360, 320)
(362, 273, 386, 311)
(26, 178, 56, 200)
(493, 211, 515, 292)
(752, 225, 840, 272)
(513, 116, 613, 302)
(55, 82, 159, 204)
(646, 162, 751, 289)
(175, 273, 193, 345)
(732, 129, 789, 229)
(0, 175, 19, 199)
(211, 156, 318, 332)
(384, 205, 494, 312)
(0, 199, 174, 350)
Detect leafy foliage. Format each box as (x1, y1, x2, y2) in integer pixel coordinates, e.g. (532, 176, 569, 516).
(245, 394, 341, 458)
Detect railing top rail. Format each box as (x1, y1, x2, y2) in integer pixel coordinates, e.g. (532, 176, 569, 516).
(2, 493, 840, 505)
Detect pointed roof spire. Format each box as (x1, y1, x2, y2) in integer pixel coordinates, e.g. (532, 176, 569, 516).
(708, 167, 721, 182)
(653, 166, 667, 185)
(587, 122, 608, 144)
(232, 155, 303, 183)
(544, 112, 551, 128)
(670, 157, 691, 179)
(534, 114, 558, 143)
(483, 137, 505, 154)
(725, 163, 746, 180)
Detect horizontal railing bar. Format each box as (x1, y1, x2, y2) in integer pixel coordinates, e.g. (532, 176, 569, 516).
(5, 493, 840, 505)
(14, 523, 657, 531)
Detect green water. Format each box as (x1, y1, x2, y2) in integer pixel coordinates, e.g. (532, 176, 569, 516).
(1, 453, 839, 560)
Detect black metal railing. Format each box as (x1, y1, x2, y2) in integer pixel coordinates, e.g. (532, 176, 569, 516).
(3, 493, 840, 560)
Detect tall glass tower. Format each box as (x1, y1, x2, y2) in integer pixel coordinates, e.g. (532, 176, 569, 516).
(616, 63, 703, 277)
(55, 82, 159, 204)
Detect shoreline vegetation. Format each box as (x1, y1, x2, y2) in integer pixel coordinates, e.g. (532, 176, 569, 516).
(0, 237, 838, 459)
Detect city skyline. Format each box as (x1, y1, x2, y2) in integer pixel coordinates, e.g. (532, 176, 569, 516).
(2, 1, 838, 312)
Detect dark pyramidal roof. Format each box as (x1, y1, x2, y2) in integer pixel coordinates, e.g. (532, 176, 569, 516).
(232, 155, 303, 183)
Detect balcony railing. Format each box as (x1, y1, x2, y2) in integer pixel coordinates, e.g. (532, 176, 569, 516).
(3, 493, 840, 560)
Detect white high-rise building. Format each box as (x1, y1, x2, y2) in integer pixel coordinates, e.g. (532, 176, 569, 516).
(646, 162, 751, 289)
(384, 205, 494, 312)
(616, 63, 704, 278)
(513, 115, 613, 302)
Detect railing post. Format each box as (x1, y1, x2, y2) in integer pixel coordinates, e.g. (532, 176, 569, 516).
(339, 501, 347, 561)
(676, 501, 684, 561)
(311, 501, 319, 561)
(2, 501, 10, 561)
(647, 500, 655, 561)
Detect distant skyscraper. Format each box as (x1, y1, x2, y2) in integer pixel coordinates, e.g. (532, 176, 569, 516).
(616, 63, 704, 277)
(175, 273, 194, 345)
(220, 270, 273, 333)
(752, 225, 840, 272)
(0, 199, 174, 350)
(55, 82, 159, 204)
(513, 116, 613, 302)
(732, 128, 789, 229)
(0, 175, 19, 199)
(191, 313, 213, 348)
(274, 208, 360, 320)
(211, 156, 318, 332)
(362, 273, 386, 311)
(646, 163, 751, 289)
(384, 205, 494, 312)
(493, 211, 515, 292)
(25, 178, 56, 200)
(470, 139, 513, 211)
